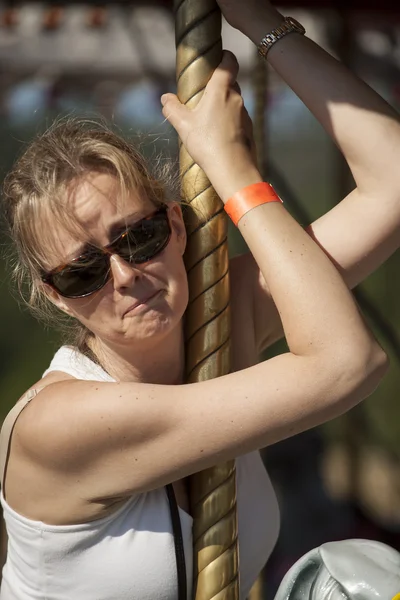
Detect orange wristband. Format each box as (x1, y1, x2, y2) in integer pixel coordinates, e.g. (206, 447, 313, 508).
(224, 182, 282, 227)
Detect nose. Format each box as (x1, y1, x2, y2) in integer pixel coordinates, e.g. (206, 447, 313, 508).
(109, 254, 140, 290)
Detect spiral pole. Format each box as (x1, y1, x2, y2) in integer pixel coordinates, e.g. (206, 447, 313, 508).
(174, 1, 239, 599)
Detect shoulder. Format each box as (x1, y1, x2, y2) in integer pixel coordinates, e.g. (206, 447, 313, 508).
(16, 370, 78, 412)
(14, 373, 80, 461)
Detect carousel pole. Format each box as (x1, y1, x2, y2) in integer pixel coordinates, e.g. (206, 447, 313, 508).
(174, 1, 240, 599)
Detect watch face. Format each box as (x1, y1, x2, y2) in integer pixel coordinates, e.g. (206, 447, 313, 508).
(287, 17, 306, 34)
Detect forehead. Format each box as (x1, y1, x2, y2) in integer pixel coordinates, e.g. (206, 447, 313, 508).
(44, 172, 155, 266)
(70, 171, 152, 232)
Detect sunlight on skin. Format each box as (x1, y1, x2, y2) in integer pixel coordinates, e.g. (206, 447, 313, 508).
(41, 172, 189, 383)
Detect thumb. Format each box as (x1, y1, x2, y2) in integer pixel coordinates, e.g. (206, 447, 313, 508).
(161, 93, 188, 134)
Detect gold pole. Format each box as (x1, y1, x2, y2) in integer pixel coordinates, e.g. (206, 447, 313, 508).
(248, 575, 265, 600)
(174, 1, 239, 599)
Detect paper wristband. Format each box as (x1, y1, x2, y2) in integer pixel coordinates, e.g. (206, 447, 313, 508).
(224, 182, 282, 227)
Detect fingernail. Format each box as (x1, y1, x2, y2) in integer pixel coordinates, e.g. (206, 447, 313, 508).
(160, 94, 167, 105)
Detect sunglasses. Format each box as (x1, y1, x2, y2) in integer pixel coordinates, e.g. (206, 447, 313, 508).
(41, 205, 171, 299)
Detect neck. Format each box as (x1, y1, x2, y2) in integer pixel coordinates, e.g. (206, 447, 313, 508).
(89, 324, 186, 385)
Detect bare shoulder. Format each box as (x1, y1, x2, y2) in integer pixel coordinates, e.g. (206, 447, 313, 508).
(15, 375, 106, 457)
(12, 377, 173, 482)
(23, 370, 77, 397)
(10, 373, 100, 493)
(4, 373, 95, 523)
(15, 372, 78, 443)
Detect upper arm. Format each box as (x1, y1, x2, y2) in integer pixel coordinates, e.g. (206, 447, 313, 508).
(306, 188, 400, 288)
(239, 187, 400, 353)
(17, 350, 375, 502)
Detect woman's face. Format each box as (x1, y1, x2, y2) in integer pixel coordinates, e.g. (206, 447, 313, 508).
(43, 171, 188, 349)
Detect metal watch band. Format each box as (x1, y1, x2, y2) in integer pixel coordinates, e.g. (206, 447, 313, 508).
(258, 16, 306, 59)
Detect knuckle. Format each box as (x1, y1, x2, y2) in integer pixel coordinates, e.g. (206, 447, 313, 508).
(235, 94, 245, 109)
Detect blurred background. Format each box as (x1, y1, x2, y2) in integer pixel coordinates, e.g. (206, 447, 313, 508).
(0, 1, 399, 597)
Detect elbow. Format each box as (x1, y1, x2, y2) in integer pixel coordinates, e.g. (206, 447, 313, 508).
(358, 342, 389, 390)
(335, 341, 389, 404)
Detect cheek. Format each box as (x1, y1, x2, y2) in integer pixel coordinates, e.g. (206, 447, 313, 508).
(174, 268, 189, 313)
(163, 253, 189, 313)
(64, 291, 112, 324)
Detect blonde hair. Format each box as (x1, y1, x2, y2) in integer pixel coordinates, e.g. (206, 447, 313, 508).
(2, 117, 174, 354)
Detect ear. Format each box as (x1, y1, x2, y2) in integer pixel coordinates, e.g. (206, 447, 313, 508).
(168, 203, 187, 256)
(42, 283, 74, 316)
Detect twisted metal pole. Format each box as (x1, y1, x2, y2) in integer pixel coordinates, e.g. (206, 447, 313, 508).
(174, 1, 239, 599)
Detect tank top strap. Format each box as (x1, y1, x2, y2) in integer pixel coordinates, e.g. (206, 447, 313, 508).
(0, 389, 39, 491)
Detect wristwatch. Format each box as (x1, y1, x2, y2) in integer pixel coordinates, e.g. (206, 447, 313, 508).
(258, 16, 306, 60)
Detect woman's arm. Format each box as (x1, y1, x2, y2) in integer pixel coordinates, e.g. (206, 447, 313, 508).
(219, 0, 400, 203)
(17, 54, 387, 504)
(218, 0, 400, 351)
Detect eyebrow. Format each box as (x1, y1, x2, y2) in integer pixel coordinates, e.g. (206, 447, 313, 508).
(67, 212, 145, 260)
(108, 212, 144, 239)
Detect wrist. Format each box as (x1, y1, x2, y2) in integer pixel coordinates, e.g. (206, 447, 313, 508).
(206, 163, 263, 204)
(225, 182, 283, 227)
(241, 8, 284, 45)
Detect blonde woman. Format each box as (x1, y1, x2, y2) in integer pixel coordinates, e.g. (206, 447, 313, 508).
(0, 1, 399, 598)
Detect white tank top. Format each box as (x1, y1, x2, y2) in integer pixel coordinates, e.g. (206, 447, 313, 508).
(0, 346, 280, 600)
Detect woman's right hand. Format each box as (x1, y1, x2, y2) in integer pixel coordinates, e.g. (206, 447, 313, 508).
(161, 51, 262, 201)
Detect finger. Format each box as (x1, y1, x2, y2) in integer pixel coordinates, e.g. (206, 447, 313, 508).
(208, 50, 239, 90)
(232, 82, 242, 96)
(161, 93, 188, 132)
(243, 110, 255, 146)
(242, 108, 259, 167)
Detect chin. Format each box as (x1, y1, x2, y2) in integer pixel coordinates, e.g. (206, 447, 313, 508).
(123, 309, 181, 343)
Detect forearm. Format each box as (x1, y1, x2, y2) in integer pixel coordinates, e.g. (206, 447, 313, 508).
(236, 200, 378, 360)
(205, 150, 378, 363)
(242, 7, 400, 196)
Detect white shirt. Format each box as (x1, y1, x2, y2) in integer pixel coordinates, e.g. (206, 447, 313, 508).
(1, 346, 280, 599)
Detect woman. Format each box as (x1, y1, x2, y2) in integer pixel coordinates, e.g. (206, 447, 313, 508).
(0, 0, 398, 598)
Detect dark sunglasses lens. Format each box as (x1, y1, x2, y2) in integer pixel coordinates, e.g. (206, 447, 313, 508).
(49, 208, 170, 298)
(115, 210, 171, 264)
(52, 260, 109, 298)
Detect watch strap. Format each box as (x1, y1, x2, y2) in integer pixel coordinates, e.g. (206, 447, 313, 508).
(258, 16, 306, 59)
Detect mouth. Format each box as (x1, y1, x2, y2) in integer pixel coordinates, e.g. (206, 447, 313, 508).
(123, 290, 164, 316)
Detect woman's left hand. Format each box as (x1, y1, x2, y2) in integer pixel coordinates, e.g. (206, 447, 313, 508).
(161, 51, 260, 201)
